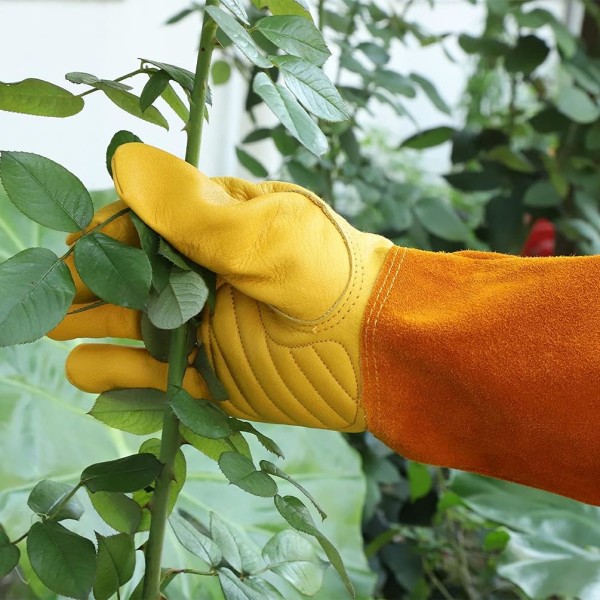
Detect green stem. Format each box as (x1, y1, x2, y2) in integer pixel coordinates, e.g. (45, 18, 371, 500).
(141, 3, 221, 597)
(185, 0, 221, 167)
(142, 326, 188, 599)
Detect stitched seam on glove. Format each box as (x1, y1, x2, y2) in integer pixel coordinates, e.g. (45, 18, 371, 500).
(231, 287, 334, 427)
(261, 326, 334, 429)
(364, 247, 408, 433)
(270, 227, 364, 335)
(209, 325, 261, 420)
(258, 303, 360, 428)
(288, 346, 353, 425)
(267, 189, 362, 329)
(311, 344, 356, 400)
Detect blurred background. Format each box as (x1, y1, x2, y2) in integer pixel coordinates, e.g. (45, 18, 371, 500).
(1, 0, 600, 599)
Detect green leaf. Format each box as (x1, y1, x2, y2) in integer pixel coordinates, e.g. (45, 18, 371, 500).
(555, 87, 600, 124)
(487, 145, 534, 173)
(515, 7, 553, 28)
(65, 71, 101, 86)
(505, 35, 549, 75)
(141, 59, 196, 93)
(372, 70, 416, 97)
(80, 453, 162, 493)
(212, 60, 232, 85)
(406, 461, 432, 502)
(74, 232, 152, 309)
(158, 238, 192, 270)
(166, 6, 200, 25)
(210, 512, 264, 573)
(147, 268, 208, 329)
(106, 131, 142, 177)
(93, 533, 136, 600)
(236, 147, 269, 177)
(483, 529, 510, 552)
(271, 56, 349, 121)
(260, 0, 312, 20)
(206, 7, 271, 68)
(161, 83, 190, 123)
(180, 425, 252, 461)
(221, 0, 250, 24)
(99, 84, 169, 129)
(218, 568, 263, 600)
(172, 389, 233, 439)
(458, 34, 509, 57)
(65, 72, 132, 92)
(89, 388, 166, 435)
(0, 151, 93, 232)
(0, 78, 84, 117)
(88, 491, 143, 535)
(0, 248, 75, 347)
(562, 62, 600, 95)
(262, 530, 328, 595)
(523, 180, 561, 208)
(255, 16, 330, 66)
(229, 420, 284, 458)
(130, 212, 159, 255)
(252, 72, 328, 156)
(551, 21, 578, 58)
(400, 126, 455, 149)
(140, 70, 170, 112)
(409, 73, 450, 115)
(260, 460, 325, 518)
(413, 197, 471, 242)
(170, 511, 222, 567)
(27, 480, 83, 521)
(192, 343, 228, 401)
(357, 41, 389, 66)
(27, 521, 96, 600)
(274, 495, 354, 597)
(219, 452, 278, 497)
(0, 525, 20, 578)
(445, 170, 504, 192)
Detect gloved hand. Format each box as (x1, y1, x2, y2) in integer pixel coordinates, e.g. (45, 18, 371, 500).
(50, 143, 393, 432)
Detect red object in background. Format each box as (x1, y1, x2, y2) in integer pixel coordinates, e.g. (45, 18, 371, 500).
(522, 218, 556, 257)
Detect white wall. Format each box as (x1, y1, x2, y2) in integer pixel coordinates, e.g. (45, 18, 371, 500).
(0, 0, 574, 189)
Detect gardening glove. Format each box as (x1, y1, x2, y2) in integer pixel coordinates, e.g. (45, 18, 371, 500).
(51, 144, 600, 507)
(51, 143, 393, 434)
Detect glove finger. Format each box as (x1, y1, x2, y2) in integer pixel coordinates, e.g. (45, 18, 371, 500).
(65, 344, 208, 398)
(48, 304, 142, 341)
(112, 143, 350, 320)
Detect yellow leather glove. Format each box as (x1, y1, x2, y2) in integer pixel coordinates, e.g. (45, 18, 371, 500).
(50, 143, 393, 432)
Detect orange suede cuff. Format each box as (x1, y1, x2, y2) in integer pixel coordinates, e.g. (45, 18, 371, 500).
(361, 246, 600, 506)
